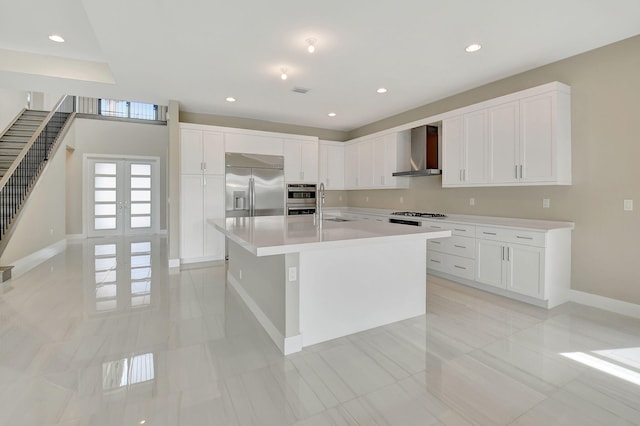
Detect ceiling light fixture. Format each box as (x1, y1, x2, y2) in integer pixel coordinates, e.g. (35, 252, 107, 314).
(306, 38, 316, 53)
(48, 34, 65, 43)
(377, 88, 388, 94)
(465, 43, 482, 53)
(328, 112, 336, 117)
(225, 97, 236, 102)
(280, 68, 288, 80)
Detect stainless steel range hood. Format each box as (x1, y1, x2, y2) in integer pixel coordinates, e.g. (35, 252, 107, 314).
(393, 125, 441, 176)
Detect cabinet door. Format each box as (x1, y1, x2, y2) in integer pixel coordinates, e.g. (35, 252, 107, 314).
(475, 239, 505, 289)
(325, 144, 344, 189)
(299, 141, 318, 182)
(344, 144, 359, 188)
(180, 129, 203, 174)
(490, 102, 519, 183)
(202, 131, 224, 175)
(442, 116, 464, 186)
(180, 174, 204, 259)
(520, 93, 555, 182)
(203, 175, 225, 260)
(358, 141, 374, 188)
(507, 245, 544, 298)
(372, 137, 386, 186)
(283, 140, 302, 182)
(464, 110, 489, 183)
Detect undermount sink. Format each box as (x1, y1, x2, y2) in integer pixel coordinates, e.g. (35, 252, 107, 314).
(324, 217, 350, 222)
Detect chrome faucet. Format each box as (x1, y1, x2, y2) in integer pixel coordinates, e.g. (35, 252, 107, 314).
(317, 182, 326, 221)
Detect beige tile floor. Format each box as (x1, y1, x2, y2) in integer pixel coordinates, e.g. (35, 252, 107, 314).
(1, 236, 639, 425)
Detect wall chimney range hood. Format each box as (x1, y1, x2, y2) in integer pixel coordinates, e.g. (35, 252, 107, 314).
(393, 125, 441, 176)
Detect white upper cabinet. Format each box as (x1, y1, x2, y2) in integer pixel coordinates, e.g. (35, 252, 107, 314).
(442, 111, 489, 186)
(443, 82, 571, 187)
(318, 141, 345, 189)
(180, 128, 224, 175)
(344, 131, 410, 190)
(224, 132, 283, 156)
(283, 138, 318, 183)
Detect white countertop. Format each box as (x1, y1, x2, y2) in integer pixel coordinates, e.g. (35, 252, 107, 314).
(325, 207, 574, 232)
(211, 215, 451, 256)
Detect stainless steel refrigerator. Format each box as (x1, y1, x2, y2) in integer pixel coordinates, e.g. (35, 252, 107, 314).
(225, 152, 285, 218)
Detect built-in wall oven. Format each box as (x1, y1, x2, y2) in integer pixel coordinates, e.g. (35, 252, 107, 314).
(286, 183, 317, 215)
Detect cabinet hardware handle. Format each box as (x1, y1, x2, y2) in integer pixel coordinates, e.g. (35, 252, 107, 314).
(515, 165, 518, 179)
(454, 265, 466, 270)
(454, 245, 466, 248)
(459, 170, 462, 181)
(431, 241, 441, 244)
(483, 231, 497, 235)
(431, 225, 442, 229)
(516, 236, 533, 240)
(507, 247, 510, 261)
(454, 228, 466, 232)
(519, 165, 523, 179)
(502, 246, 505, 260)
(463, 169, 466, 181)
(430, 259, 441, 263)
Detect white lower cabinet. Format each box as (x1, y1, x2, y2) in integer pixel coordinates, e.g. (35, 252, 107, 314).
(180, 174, 225, 263)
(427, 220, 571, 308)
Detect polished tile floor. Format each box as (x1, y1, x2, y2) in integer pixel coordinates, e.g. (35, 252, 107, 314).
(1, 236, 639, 425)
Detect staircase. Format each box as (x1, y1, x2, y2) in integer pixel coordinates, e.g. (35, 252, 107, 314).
(0, 110, 51, 178)
(0, 96, 75, 279)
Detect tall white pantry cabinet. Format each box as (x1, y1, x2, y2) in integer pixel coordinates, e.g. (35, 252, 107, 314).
(180, 126, 225, 263)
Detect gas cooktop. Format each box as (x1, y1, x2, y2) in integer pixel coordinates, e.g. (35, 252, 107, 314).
(391, 211, 447, 218)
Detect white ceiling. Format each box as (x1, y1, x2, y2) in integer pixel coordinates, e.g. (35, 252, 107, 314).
(1, 0, 639, 131)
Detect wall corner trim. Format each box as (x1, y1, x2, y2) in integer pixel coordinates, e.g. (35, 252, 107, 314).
(569, 289, 640, 319)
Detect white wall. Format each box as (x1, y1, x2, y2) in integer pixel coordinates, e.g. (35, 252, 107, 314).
(66, 118, 169, 236)
(0, 89, 28, 132)
(0, 130, 67, 266)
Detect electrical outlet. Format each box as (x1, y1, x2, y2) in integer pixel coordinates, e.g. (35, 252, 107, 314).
(624, 199, 633, 211)
(339, 196, 343, 201)
(239, 269, 243, 280)
(400, 196, 404, 204)
(469, 197, 475, 206)
(49, 228, 54, 235)
(288, 267, 297, 281)
(365, 196, 369, 202)
(543, 198, 550, 208)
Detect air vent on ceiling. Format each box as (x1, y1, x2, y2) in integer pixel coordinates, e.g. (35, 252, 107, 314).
(292, 86, 310, 94)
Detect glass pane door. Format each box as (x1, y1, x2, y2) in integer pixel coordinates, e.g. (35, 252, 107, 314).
(87, 157, 158, 237)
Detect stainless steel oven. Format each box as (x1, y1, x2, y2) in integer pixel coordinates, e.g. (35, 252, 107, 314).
(286, 184, 316, 215)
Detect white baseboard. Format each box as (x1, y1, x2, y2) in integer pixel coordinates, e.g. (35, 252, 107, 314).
(10, 239, 67, 279)
(569, 290, 640, 319)
(168, 258, 180, 268)
(66, 233, 86, 239)
(227, 275, 301, 355)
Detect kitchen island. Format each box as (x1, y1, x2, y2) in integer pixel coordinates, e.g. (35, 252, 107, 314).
(212, 215, 450, 354)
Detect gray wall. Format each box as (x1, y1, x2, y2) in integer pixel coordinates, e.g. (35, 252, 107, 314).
(346, 34, 640, 305)
(0, 89, 28, 132)
(66, 118, 169, 235)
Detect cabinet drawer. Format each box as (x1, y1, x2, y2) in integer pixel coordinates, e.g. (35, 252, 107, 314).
(447, 255, 475, 280)
(422, 221, 449, 231)
(428, 235, 475, 259)
(449, 223, 476, 236)
(427, 251, 447, 273)
(476, 226, 545, 247)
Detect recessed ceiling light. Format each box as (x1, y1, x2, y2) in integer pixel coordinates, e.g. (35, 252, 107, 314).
(48, 34, 65, 43)
(328, 112, 336, 117)
(225, 97, 236, 102)
(465, 43, 482, 53)
(306, 38, 316, 53)
(280, 68, 288, 80)
(377, 88, 388, 94)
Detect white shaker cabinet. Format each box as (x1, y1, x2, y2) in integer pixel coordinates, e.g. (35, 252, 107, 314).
(442, 110, 489, 187)
(443, 82, 571, 187)
(284, 139, 318, 183)
(179, 125, 226, 263)
(344, 143, 359, 188)
(318, 141, 345, 189)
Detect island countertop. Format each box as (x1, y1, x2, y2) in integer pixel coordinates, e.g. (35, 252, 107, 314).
(211, 215, 451, 256)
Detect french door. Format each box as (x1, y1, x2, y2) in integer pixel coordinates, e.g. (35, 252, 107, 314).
(87, 156, 159, 237)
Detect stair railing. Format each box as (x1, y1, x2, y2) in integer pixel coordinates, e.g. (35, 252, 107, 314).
(0, 95, 75, 244)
